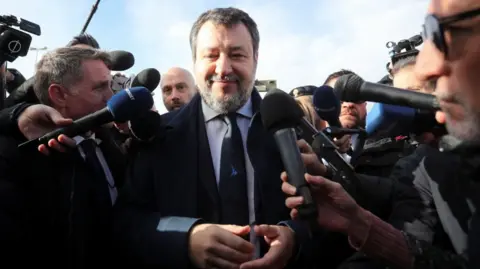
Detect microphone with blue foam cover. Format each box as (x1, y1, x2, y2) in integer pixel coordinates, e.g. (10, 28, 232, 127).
(366, 102, 445, 138)
(312, 85, 342, 128)
(18, 87, 153, 150)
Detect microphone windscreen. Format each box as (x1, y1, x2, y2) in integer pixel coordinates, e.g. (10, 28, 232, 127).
(333, 74, 364, 102)
(107, 86, 154, 122)
(312, 85, 341, 123)
(129, 110, 163, 141)
(366, 102, 415, 137)
(260, 89, 304, 132)
(109, 50, 135, 71)
(131, 68, 161, 92)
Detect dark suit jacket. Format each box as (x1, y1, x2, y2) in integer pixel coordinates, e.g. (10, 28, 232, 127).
(114, 90, 317, 268)
(0, 128, 127, 268)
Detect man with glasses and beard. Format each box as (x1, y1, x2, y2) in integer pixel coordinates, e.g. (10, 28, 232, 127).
(115, 7, 316, 269)
(281, 1, 480, 268)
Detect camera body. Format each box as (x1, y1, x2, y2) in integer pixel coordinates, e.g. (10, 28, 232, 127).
(0, 15, 41, 64)
(386, 34, 423, 68)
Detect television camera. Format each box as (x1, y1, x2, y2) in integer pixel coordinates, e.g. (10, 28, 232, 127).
(0, 15, 41, 64)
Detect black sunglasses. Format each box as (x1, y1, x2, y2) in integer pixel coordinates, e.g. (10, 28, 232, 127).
(423, 7, 480, 56)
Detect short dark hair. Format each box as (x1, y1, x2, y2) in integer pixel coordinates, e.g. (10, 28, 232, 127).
(67, 33, 100, 49)
(189, 7, 260, 60)
(323, 69, 357, 85)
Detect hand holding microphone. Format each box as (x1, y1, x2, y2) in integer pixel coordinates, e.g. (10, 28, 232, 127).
(18, 87, 154, 155)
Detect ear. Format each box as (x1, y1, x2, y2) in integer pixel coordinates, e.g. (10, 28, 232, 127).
(48, 84, 68, 108)
(254, 51, 259, 62)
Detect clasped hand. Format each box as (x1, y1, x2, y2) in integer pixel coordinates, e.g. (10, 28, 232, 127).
(188, 224, 295, 269)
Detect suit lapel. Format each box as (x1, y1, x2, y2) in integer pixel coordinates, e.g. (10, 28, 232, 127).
(96, 128, 127, 188)
(163, 94, 219, 216)
(247, 90, 288, 224)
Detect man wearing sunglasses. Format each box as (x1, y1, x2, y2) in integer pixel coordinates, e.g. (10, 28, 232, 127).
(281, 1, 480, 269)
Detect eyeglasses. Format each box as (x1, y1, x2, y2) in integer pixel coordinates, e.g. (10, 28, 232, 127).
(423, 7, 480, 56)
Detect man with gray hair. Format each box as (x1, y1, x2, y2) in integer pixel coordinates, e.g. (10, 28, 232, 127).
(0, 47, 127, 268)
(116, 7, 315, 269)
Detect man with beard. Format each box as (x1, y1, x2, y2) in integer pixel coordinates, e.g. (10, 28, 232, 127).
(160, 67, 196, 112)
(324, 70, 367, 130)
(281, 0, 480, 268)
(114, 7, 314, 269)
(324, 70, 420, 177)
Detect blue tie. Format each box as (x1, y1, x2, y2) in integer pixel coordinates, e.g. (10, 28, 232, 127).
(219, 112, 249, 226)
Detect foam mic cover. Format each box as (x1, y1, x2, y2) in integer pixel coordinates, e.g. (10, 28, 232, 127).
(109, 87, 153, 121)
(129, 110, 163, 142)
(109, 50, 135, 71)
(312, 85, 342, 127)
(260, 89, 317, 221)
(333, 74, 364, 103)
(131, 68, 161, 92)
(261, 89, 304, 132)
(18, 87, 153, 150)
(366, 102, 443, 138)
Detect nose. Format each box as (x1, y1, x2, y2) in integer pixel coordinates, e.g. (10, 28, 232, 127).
(170, 89, 181, 100)
(342, 102, 355, 109)
(415, 40, 450, 84)
(215, 54, 233, 77)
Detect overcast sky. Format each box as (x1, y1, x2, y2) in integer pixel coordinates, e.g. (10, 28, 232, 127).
(2, 0, 429, 113)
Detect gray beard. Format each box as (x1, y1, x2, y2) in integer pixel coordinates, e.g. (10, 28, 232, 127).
(445, 111, 480, 143)
(200, 86, 253, 114)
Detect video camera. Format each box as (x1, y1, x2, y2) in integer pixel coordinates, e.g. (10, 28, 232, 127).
(0, 15, 41, 64)
(386, 34, 423, 68)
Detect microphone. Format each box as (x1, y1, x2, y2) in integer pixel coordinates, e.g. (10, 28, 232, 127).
(109, 50, 135, 71)
(131, 68, 161, 92)
(260, 89, 317, 221)
(312, 85, 342, 127)
(18, 87, 153, 150)
(334, 74, 440, 111)
(366, 102, 446, 138)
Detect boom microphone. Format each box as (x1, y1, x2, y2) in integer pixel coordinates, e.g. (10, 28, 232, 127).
(261, 89, 317, 221)
(334, 74, 440, 111)
(131, 68, 161, 92)
(312, 85, 342, 127)
(109, 50, 135, 71)
(18, 87, 153, 150)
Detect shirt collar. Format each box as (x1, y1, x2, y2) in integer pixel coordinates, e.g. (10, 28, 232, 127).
(202, 96, 253, 123)
(73, 132, 102, 146)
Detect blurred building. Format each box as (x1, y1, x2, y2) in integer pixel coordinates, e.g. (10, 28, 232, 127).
(255, 79, 277, 98)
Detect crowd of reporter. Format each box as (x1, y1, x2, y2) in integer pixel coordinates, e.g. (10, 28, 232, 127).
(0, 0, 480, 269)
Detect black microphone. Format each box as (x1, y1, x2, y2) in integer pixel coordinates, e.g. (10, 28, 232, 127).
(131, 68, 161, 92)
(312, 85, 342, 127)
(261, 89, 317, 221)
(334, 74, 440, 111)
(18, 87, 153, 150)
(109, 50, 135, 71)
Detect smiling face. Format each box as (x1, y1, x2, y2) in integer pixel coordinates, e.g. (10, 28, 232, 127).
(193, 21, 258, 113)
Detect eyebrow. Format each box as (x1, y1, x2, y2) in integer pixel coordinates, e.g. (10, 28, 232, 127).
(203, 46, 246, 52)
